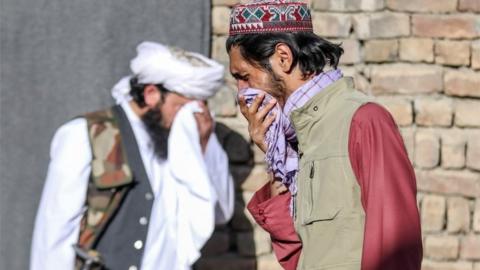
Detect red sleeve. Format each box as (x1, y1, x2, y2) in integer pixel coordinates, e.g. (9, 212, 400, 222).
(247, 183, 302, 270)
(348, 103, 423, 270)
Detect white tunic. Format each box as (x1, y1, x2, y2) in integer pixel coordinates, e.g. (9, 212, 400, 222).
(30, 102, 235, 270)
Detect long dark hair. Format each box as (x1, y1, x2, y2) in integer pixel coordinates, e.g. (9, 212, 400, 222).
(226, 32, 344, 79)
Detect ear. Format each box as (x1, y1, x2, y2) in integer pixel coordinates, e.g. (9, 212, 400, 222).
(143, 85, 161, 108)
(272, 43, 294, 73)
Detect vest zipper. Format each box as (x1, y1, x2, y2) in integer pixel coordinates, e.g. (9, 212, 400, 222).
(309, 161, 315, 179)
(306, 161, 315, 222)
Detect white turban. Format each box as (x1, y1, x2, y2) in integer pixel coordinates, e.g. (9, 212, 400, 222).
(112, 41, 225, 103)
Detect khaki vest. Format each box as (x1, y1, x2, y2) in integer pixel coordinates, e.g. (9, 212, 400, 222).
(290, 77, 373, 270)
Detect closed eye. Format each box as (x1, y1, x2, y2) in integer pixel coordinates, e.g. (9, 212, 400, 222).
(232, 73, 249, 81)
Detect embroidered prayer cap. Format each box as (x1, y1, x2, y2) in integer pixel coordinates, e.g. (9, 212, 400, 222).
(111, 41, 224, 103)
(229, 0, 313, 36)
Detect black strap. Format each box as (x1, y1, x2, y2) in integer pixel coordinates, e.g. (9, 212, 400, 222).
(90, 105, 154, 269)
(112, 105, 151, 187)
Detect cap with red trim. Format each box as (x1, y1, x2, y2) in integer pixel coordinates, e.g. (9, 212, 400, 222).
(229, 0, 313, 36)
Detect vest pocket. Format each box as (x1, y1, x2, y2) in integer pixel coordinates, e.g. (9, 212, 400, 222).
(301, 160, 343, 225)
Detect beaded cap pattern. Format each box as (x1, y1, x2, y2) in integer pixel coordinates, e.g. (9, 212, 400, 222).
(229, 0, 313, 35)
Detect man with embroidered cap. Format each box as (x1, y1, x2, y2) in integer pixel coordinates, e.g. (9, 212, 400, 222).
(226, 1, 423, 269)
(30, 41, 234, 270)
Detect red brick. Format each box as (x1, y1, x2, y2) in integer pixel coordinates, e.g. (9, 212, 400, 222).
(353, 13, 410, 39)
(377, 97, 413, 126)
(422, 260, 473, 270)
(445, 69, 480, 98)
(400, 127, 415, 161)
(371, 64, 443, 95)
(414, 97, 453, 127)
(455, 99, 480, 127)
(313, 0, 384, 11)
(472, 40, 480, 70)
(339, 66, 357, 77)
(400, 38, 434, 63)
(425, 235, 459, 259)
(435, 40, 471, 66)
(211, 35, 229, 64)
(421, 195, 446, 232)
(353, 73, 370, 94)
(387, 0, 458, 13)
(459, 0, 480, 12)
(212, 0, 239, 6)
(413, 14, 480, 39)
(474, 199, 480, 232)
(313, 13, 352, 38)
(460, 235, 480, 260)
(415, 130, 440, 168)
(416, 169, 480, 198)
(364, 39, 399, 63)
(441, 131, 466, 169)
(212, 6, 231, 35)
(467, 137, 480, 171)
(447, 197, 471, 233)
(335, 39, 361, 64)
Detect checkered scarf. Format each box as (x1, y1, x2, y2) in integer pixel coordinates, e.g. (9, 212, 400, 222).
(238, 69, 343, 203)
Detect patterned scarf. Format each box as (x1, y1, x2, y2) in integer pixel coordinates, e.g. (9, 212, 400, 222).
(238, 69, 343, 204)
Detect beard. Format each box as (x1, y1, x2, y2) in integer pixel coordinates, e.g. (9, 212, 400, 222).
(141, 105, 170, 160)
(267, 69, 287, 103)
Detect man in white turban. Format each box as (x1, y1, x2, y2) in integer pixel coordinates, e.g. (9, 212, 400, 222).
(30, 41, 234, 270)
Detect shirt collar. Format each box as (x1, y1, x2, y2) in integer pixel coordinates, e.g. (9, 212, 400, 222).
(283, 69, 343, 116)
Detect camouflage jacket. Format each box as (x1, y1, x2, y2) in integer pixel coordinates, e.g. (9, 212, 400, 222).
(75, 107, 133, 269)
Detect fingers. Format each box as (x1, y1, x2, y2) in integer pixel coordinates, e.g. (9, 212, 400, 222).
(262, 110, 276, 129)
(238, 96, 248, 117)
(249, 93, 265, 115)
(270, 180, 288, 197)
(274, 181, 288, 194)
(238, 93, 277, 121)
(250, 111, 275, 150)
(256, 99, 277, 122)
(271, 180, 282, 189)
(237, 93, 278, 154)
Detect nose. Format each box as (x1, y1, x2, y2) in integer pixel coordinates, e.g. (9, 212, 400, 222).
(237, 80, 248, 90)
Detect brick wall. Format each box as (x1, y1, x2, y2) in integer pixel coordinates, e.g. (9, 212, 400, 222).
(203, 0, 480, 269)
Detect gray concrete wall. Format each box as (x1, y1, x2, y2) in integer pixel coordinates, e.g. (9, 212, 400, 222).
(0, 0, 211, 268)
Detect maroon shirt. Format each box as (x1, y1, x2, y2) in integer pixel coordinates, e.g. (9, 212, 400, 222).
(247, 103, 423, 270)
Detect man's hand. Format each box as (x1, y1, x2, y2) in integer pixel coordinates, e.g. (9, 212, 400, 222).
(238, 93, 277, 153)
(194, 101, 214, 153)
(270, 179, 288, 197)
